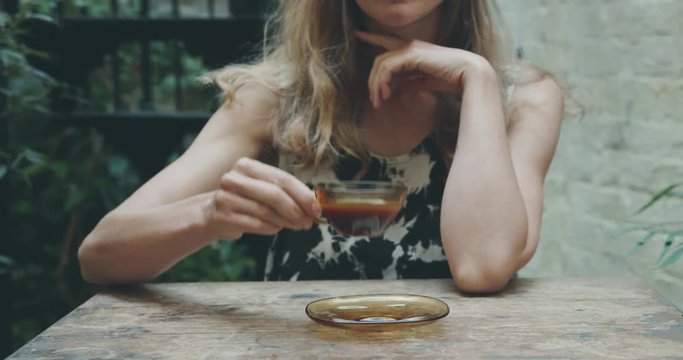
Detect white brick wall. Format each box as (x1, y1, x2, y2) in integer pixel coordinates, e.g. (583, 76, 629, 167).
(497, 0, 683, 308)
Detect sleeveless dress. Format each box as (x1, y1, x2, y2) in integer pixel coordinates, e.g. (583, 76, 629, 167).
(264, 135, 452, 280)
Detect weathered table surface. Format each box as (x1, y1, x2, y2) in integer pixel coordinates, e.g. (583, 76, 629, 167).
(9, 277, 683, 359)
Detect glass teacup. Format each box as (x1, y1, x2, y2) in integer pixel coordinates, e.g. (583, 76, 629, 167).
(314, 181, 408, 237)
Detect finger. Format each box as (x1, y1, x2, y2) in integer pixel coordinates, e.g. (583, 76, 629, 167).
(376, 52, 416, 101)
(355, 30, 405, 50)
(218, 212, 283, 236)
(216, 191, 302, 230)
(369, 51, 393, 107)
(376, 58, 397, 103)
(371, 54, 396, 106)
(368, 54, 378, 107)
(232, 157, 320, 217)
(220, 171, 313, 228)
(381, 82, 392, 101)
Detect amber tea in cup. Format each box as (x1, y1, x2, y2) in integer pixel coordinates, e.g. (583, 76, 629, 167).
(314, 181, 408, 237)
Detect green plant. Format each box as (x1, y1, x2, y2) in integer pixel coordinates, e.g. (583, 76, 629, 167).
(87, 41, 212, 112)
(20, 0, 124, 17)
(625, 183, 683, 269)
(1, 4, 256, 352)
(1, 8, 143, 346)
(158, 241, 257, 282)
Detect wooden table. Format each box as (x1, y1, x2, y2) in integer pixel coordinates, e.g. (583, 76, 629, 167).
(9, 277, 683, 359)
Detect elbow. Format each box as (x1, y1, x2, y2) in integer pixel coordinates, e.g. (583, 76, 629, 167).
(78, 233, 119, 285)
(78, 235, 105, 284)
(78, 237, 154, 285)
(78, 226, 144, 285)
(444, 230, 529, 295)
(78, 240, 152, 285)
(78, 212, 117, 284)
(451, 260, 517, 295)
(78, 212, 158, 285)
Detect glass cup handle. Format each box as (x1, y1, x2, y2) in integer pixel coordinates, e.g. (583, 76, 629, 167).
(313, 187, 327, 224)
(313, 215, 328, 225)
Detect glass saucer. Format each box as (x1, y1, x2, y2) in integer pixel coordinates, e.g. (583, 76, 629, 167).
(305, 294, 449, 330)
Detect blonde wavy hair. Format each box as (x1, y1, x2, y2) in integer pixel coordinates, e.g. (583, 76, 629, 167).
(205, 0, 513, 175)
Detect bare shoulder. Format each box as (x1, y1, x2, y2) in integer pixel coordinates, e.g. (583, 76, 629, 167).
(507, 64, 564, 123)
(225, 80, 280, 117)
(194, 81, 280, 147)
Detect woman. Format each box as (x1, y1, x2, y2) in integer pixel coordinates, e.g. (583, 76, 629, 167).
(78, 0, 564, 293)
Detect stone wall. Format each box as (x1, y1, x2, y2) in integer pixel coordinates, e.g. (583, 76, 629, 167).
(497, 0, 683, 308)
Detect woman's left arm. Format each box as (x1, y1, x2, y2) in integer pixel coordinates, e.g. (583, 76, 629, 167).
(355, 31, 564, 293)
(442, 64, 563, 293)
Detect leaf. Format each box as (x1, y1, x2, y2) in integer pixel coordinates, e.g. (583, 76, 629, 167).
(32, 104, 50, 114)
(656, 240, 673, 263)
(12, 43, 51, 59)
(629, 231, 657, 254)
(656, 230, 683, 263)
(0, 255, 14, 267)
(107, 157, 128, 177)
(636, 183, 682, 215)
(656, 247, 683, 269)
(24, 14, 59, 26)
(30, 68, 57, 86)
(23, 148, 45, 164)
(0, 49, 27, 65)
(613, 225, 644, 238)
(0, 12, 9, 27)
(0, 165, 7, 179)
(21, 162, 49, 178)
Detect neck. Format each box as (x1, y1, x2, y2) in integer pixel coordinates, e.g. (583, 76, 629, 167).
(363, 7, 441, 42)
(360, 91, 439, 157)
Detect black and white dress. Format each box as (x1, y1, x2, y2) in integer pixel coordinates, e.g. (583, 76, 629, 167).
(264, 135, 451, 280)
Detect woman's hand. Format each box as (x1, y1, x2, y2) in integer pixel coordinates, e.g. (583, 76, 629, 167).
(204, 157, 320, 240)
(355, 30, 496, 108)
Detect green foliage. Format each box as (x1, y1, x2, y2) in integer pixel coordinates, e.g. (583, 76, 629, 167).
(626, 183, 683, 269)
(158, 241, 257, 283)
(18, 0, 59, 15)
(1, 3, 255, 352)
(20, 0, 118, 17)
(0, 255, 14, 275)
(0, 14, 57, 116)
(635, 183, 682, 215)
(658, 247, 683, 269)
(1, 7, 142, 341)
(87, 42, 212, 112)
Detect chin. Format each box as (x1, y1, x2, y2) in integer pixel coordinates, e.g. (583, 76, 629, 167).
(374, 11, 423, 28)
(356, 0, 443, 28)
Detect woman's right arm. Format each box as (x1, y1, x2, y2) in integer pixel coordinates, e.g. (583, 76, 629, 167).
(78, 84, 320, 284)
